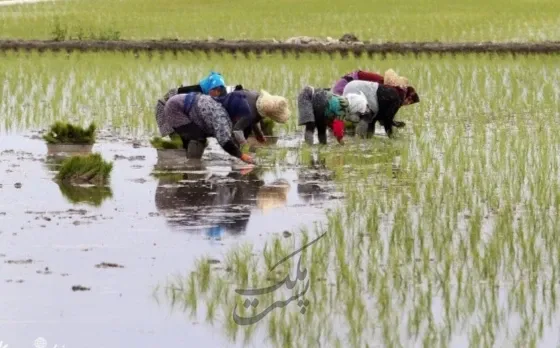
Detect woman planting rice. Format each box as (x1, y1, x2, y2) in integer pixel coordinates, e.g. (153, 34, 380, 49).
(297, 86, 369, 145)
(227, 88, 291, 145)
(342, 70, 419, 139)
(333, 69, 420, 129)
(155, 71, 242, 138)
(162, 92, 254, 164)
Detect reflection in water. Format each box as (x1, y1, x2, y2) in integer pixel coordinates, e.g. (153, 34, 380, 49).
(155, 167, 293, 235)
(57, 183, 113, 207)
(256, 179, 290, 214)
(45, 154, 113, 206)
(297, 155, 336, 203)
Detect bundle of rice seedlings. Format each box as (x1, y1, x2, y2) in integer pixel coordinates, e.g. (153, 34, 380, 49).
(43, 121, 96, 145)
(150, 133, 184, 149)
(55, 153, 113, 185)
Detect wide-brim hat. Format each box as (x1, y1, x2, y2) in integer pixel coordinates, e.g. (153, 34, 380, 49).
(384, 69, 409, 89)
(256, 90, 291, 124)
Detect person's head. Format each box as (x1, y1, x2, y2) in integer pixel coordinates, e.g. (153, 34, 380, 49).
(220, 91, 252, 121)
(256, 90, 291, 124)
(325, 94, 349, 119)
(345, 92, 369, 123)
(199, 71, 226, 97)
(403, 86, 420, 105)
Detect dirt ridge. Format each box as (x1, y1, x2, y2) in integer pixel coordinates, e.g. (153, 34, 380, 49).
(1, 39, 560, 55)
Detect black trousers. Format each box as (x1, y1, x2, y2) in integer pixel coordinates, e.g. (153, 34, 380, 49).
(368, 85, 403, 138)
(173, 123, 208, 159)
(304, 111, 328, 145)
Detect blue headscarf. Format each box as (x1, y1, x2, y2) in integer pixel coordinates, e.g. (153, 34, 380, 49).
(199, 71, 226, 94)
(325, 95, 344, 118)
(215, 91, 252, 120)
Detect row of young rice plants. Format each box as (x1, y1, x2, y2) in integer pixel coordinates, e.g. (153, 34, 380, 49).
(1, 50, 559, 138)
(1, 0, 559, 42)
(144, 53, 560, 347)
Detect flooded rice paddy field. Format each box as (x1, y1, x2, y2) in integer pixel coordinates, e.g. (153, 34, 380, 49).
(1, 52, 560, 347)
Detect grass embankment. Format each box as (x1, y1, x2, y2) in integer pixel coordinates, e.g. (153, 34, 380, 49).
(55, 153, 113, 185)
(43, 121, 96, 144)
(0, 0, 559, 42)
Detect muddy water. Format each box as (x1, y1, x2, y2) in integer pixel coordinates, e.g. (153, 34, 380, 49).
(0, 133, 340, 348)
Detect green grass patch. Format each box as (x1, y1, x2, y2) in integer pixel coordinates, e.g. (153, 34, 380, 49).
(55, 153, 113, 185)
(43, 121, 96, 145)
(1, 0, 559, 42)
(150, 133, 184, 150)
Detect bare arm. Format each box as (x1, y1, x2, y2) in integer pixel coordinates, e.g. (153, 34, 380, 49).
(252, 121, 266, 142)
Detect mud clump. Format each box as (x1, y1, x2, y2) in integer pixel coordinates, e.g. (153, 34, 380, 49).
(95, 262, 124, 269)
(72, 285, 91, 291)
(14, 182, 22, 189)
(114, 154, 146, 161)
(5, 259, 33, 264)
(37, 267, 52, 275)
(339, 33, 360, 43)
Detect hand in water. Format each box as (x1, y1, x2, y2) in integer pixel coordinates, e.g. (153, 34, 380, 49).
(240, 153, 254, 164)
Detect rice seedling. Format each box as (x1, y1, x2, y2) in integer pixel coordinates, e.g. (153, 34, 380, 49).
(149, 133, 184, 150)
(43, 121, 96, 144)
(55, 153, 113, 185)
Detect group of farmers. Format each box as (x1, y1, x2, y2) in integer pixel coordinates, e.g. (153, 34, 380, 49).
(155, 69, 420, 164)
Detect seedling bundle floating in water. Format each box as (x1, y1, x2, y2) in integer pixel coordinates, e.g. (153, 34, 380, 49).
(55, 153, 113, 186)
(150, 134, 184, 150)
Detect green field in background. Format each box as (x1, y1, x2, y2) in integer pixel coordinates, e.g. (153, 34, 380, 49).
(1, 0, 559, 42)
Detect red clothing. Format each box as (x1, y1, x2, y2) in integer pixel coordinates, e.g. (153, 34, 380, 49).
(357, 71, 384, 84)
(357, 71, 411, 103)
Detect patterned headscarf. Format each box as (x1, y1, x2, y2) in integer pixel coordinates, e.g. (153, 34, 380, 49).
(325, 95, 348, 119)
